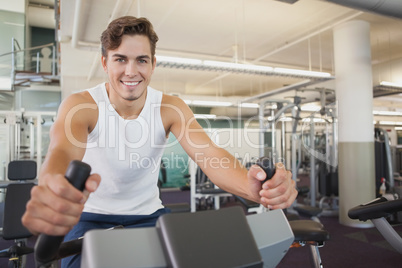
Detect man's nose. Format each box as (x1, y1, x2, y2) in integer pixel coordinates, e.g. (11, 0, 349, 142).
(125, 62, 137, 76)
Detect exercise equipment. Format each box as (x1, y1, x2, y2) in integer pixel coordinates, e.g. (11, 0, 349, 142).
(30, 206, 328, 268)
(348, 195, 402, 254)
(79, 207, 329, 268)
(26, 158, 329, 267)
(0, 160, 37, 268)
(288, 220, 329, 268)
(374, 128, 396, 195)
(253, 156, 330, 267)
(0, 111, 56, 172)
(81, 208, 293, 268)
(189, 160, 232, 212)
(34, 160, 91, 268)
(256, 156, 276, 182)
(157, 206, 264, 268)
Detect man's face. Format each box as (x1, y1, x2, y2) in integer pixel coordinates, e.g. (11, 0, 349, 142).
(102, 34, 156, 102)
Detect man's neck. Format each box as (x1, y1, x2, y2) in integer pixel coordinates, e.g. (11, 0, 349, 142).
(105, 82, 147, 119)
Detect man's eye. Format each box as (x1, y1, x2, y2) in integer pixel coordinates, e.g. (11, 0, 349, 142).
(138, 59, 147, 64)
(117, 58, 125, 62)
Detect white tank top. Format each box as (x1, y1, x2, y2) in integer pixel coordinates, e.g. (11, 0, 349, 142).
(82, 83, 167, 215)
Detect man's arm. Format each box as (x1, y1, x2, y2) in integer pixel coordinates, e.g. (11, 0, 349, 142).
(163, 95, 297, 208)
(22, 92, 101, 236)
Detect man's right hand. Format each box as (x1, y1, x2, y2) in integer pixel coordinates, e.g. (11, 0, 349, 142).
(22, 173, 100, 236)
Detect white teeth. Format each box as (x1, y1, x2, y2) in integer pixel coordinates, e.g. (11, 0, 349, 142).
(123, 81, 139, 86)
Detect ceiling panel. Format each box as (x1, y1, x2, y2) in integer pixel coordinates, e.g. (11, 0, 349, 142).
(55, 0, 402, 110)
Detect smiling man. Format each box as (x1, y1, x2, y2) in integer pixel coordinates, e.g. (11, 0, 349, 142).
(22, 16, 297, 267)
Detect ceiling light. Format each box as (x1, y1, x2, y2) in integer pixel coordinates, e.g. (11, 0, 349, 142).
(373, 110, 402, 116)
(183, 99, 192, 105)
(156, 55, 202, 65)
(379, 81, 402, 88)
(378, 121, 402, 126)
(194, 114, 217, 119)
(300, 104, 321, 112)
(190, 100, 233, 107)
(203, 60, 274, 73)
(301, 117, 326, 123)
(275, 0, 299, 4)
(274, 67, 331, 78)
(156, 55, 332, 79)
(239, 103, 259, 108)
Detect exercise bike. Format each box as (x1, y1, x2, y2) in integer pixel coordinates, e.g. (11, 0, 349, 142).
(348, 194, 402, 254)
(11, 160, 330, 268)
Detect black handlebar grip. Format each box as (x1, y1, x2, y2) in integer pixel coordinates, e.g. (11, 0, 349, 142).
(64, 160, 92, 191)
(256, 156, 276, 182)
(34, 160, 91, 268)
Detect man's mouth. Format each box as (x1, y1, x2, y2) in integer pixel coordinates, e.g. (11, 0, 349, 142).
(122, 81, 140, 86)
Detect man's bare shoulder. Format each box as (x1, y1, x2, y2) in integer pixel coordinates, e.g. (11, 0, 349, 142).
(160, 94, 195, 133)
(161, 93, 186, 106)
(49, 90, 98, 151)
(56, 90, 98, 128)
(63, 90, 95, 106)
(160, 94, 192, 116)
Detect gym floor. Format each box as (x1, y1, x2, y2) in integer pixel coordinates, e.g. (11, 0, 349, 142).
(277, 215, 402, 267)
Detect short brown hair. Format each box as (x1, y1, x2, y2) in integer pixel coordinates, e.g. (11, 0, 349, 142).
(100, 16, 158, 61)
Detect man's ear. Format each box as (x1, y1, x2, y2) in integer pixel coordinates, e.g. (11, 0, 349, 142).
(152, 56, 156, 74)
(101, 56, 107, 72)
